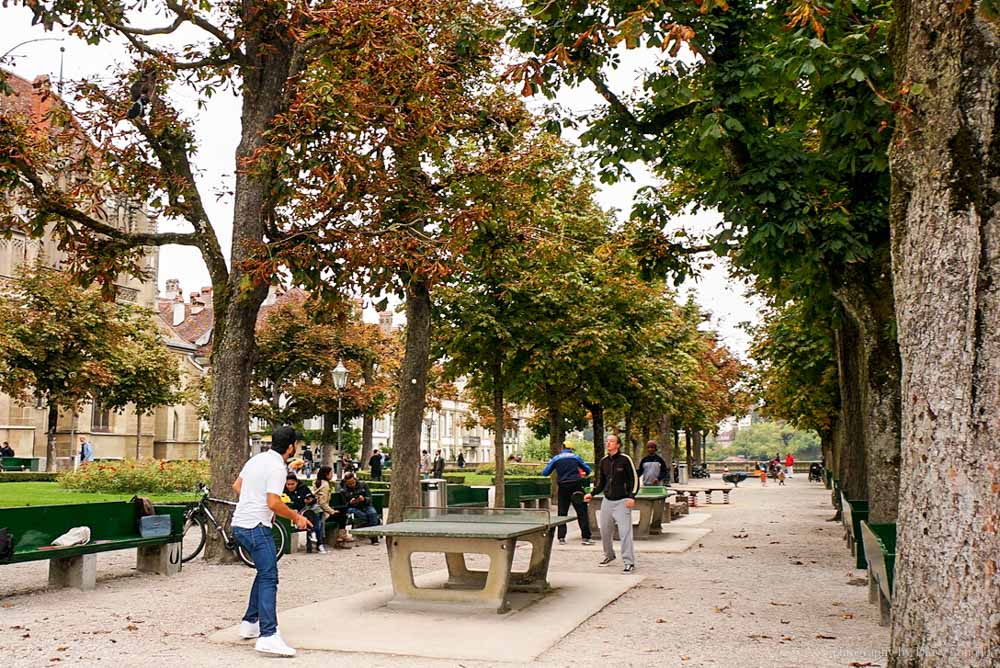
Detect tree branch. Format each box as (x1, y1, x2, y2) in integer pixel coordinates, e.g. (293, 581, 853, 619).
(586, 71, 698, 136)
(11, 155, 199, 247)
(114, 15, 187, 36)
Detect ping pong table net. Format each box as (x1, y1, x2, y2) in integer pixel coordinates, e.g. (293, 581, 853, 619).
(402, 507, 552, 524)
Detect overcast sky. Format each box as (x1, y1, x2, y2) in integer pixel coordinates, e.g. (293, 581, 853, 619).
(1, 8, 760, 355)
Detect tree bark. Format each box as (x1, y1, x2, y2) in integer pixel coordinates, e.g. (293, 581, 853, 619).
(624, 411, 634, 460)
(887, 2, 1000, 664)
(657, 414, 673, 484)
(836, 280, 902, 523)
(387, 281, 432, 524)
(359, 360, 375, 469)
(588, 402, 606, 466)
(203, 15, 291, 562)
(547, 400, 564, 456)
(492, 353, 505, 509)
(321, 410, 335, 468)
(833, 321, 869, 502)
(693, 430, 703, 466)
(46, 405, 57, 472)
(136, 412, 142, 460)
(685, 429, 692, 469)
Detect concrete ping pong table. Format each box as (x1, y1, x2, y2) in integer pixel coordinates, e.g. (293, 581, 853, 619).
(352, 507, 573, 614)
(587, 486, 677, 539)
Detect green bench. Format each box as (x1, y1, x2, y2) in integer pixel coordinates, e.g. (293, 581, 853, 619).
(505, 479, 552, 509)
(447, 485, 488, 508)
(1, 457, 41, 471)
(0, 501, 186, 589)
(839, 490, 870, 569)
(860, 521, 896, 626)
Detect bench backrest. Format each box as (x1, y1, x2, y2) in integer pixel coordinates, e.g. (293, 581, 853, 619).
(447, 485, 488, 506)
(1, 501, 180, 553)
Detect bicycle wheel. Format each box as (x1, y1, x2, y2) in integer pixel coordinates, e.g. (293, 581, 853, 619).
(181, 513, 207, 563)
(236, 522, 288, 568)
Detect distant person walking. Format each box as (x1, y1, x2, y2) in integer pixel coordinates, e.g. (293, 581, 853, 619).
(457, 452, 465, 469)
(541, 443, 594, 546)
(79, 436, 95, 464)
(585, 434, 638, 573)
(231, 425, 311, 657)
(759, 464, 767, 487)
(785, 453, 795, 478)
(432, 449, 445, 478)
(420, 450, 431, 479)
(369, 449, 383, 481)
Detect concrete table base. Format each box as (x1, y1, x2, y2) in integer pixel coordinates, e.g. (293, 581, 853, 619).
(385, 525, 558, 613)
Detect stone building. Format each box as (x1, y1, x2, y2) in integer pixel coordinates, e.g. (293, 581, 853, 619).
(0, 70, 202, 468)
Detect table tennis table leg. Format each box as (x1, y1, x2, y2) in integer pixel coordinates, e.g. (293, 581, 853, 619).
(633, 499, 653, 539)
(588, 498, 602, 539)
(511, 527, 556, 593)
(385, 536, 517, 613)
(650, 499, 665, 534)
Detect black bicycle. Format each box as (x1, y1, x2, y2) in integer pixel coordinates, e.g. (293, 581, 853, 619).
(181, 483, 288, 567)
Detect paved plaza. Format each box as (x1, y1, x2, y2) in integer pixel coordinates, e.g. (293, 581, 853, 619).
(1, 478, 887, 667)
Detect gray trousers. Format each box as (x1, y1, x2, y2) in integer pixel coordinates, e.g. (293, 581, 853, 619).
(599, 497, 635, 566)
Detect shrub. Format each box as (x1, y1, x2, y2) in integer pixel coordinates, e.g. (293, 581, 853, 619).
(58, 459, 209, 494)
(473, 463, 543, 477)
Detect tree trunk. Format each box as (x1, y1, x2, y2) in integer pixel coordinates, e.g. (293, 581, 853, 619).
(547, 401, 564, 456)
(834, 321, 868, 502)
(387, 281, 432, 524)
(492, 354, 505, 509)
(203, 21, 291, 561)
(359, 360, 375, 469)
(360, 413, 374, 471)
(269, 380, 281, 429)
(136, 411, 142, 460)
(836, 280, 902, 523)
(585, 401, 606, 466)
(685, 429, 692, 469)
(693, 430, 703, 466)
(641, 424, 651, 462)
(887, 2, 1000, 664)
(321, 410, 336, 468)
(658, 414, 673, 484)
(624, 411, 634, 460)
(46, 405, 57, 472)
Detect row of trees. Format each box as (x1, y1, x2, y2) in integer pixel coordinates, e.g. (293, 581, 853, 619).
(512, 0, 999, 662)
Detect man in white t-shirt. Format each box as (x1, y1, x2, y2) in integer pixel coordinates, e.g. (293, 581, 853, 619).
(231, 425, 311, 657)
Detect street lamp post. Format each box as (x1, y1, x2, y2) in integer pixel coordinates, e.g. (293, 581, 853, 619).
(333, 360, 348, 474)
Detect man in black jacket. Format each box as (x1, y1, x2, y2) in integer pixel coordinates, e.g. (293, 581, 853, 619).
(340, 473, 380, 544)
(585, 434, 638, 572)
(369, 450, 383, 480)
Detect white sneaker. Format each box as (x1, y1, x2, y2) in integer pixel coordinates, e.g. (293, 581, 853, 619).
(317, 544, 327, 554)
(255, 632, 296, 657)
(239, 620, 260, 639)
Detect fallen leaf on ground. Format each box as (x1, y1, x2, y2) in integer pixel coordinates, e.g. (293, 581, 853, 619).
(841, 613, 855, 620)
(21, 633, 30, 638)
(748, 634, 772, 640)
(48, 659, 60, 663)
(816, 633, 837, 639)
(681, 656, 690, 661)
(744, 546, 757, 550)
(770, 541, 781, 544)
(2, 603, 13, 609)
(655, 618, 666, 623)
(847, 578, 867, 586)
(56, 646, 67, 651)
(770, 601, 791, 606)
(126, 624, 138, 631)
(781, 636, 794, 641)
(780, 619, 790, 624)
(714, 605, 730, 613)
(848, 662, 880, 667)
(733, 532, 749, 539)
(791, 560, 805, 565)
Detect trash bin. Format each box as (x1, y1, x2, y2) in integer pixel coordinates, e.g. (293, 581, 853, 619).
(420, 478, 448, 507)
(677, 463, 689, 485)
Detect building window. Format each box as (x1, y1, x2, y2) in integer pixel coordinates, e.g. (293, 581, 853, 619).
(172, 411, 180, 441)
(91, 398, 111, 433)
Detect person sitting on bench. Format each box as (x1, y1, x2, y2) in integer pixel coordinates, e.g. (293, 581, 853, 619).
(340, 473, 381, 544)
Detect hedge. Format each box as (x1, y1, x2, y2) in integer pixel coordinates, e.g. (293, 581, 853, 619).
(0, 472, 59, 483)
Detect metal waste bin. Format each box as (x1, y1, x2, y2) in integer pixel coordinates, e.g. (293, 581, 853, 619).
(420, 478, 448, 508)
(677, 463, 689, 485)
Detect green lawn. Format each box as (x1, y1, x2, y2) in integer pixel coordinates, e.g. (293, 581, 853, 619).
(0, 482, 198, 508)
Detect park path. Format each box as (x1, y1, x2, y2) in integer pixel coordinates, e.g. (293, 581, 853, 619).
(0, 476, 887, 667)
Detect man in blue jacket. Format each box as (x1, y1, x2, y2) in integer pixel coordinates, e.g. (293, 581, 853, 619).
(542, 443, 593, 545)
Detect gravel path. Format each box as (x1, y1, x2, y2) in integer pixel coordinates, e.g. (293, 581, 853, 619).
(0, 477, 888, 667)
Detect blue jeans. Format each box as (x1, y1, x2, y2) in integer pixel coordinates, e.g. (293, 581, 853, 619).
(232, 524, 279, 638)
(348, 505, 380, 528)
